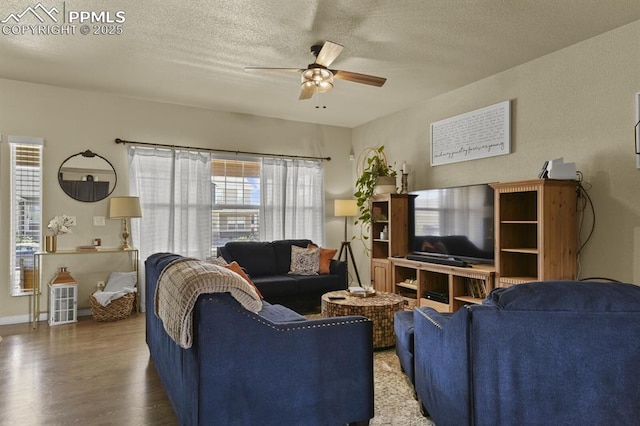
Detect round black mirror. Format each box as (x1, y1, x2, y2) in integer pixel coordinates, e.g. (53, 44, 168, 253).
(58, 150, 117, 202)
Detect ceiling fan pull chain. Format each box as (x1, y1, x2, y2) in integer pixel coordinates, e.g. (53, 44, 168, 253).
(314, 91, 327, 109)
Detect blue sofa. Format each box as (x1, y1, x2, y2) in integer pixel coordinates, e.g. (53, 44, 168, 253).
(218, 239, 347, 308)
(145, 252, 374, 426)
(412, 280, 640, 426)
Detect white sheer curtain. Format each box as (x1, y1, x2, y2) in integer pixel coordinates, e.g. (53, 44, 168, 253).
(128, 146, 212, 310)
(260, 158, 325, 245)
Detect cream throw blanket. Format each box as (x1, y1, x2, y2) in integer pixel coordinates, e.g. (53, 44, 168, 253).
(154, 257, 263, 349)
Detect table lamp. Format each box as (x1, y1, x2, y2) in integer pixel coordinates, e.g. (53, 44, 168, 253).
(334, 199, 362, 286)
(109, 196, 142, 250)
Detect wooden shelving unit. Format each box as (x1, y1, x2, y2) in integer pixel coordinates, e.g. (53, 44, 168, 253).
(370, 193, 413, 292)
(380, 179, 577, 312)
(491, 179, 578, 287)
(390, 257, 495, 312)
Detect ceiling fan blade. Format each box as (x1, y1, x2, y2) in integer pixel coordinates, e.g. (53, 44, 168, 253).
(314, 41, 343, 68)
(332, 70, 387, 87)
(244, 67, 303, 73)
(299, 84, 316, 100)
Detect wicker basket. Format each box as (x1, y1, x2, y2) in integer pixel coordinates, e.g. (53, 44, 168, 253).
(89, 292, 135, 322)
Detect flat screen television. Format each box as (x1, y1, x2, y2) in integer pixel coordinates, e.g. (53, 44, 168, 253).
(410, 183, 495, 264)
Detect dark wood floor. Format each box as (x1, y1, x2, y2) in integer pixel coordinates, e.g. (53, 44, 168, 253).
(0, 314, 178, 425)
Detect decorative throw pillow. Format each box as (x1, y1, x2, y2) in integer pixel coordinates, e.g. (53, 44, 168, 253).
(225, 261, 263, 299)
(308, 244, 338, 275)
(104, 271, 137, 293)
(289, 245, 320, 275)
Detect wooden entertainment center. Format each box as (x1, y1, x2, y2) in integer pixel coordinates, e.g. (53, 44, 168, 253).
(390, 258, 495, 312)
(373, 179, 578, 312)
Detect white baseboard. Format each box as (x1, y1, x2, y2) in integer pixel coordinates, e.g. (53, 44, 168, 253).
(0, 309, 94, 326)
(0, 313, 46, 325)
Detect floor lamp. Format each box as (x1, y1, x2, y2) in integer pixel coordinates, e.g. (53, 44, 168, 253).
(334, 199, 362, 287)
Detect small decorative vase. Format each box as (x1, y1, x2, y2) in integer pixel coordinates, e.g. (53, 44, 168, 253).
(45, 235, 57, 253)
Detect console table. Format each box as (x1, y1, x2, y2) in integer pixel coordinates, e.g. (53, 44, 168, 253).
(31, 248, 139, 327)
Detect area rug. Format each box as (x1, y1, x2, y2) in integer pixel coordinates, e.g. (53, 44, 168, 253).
(372, 348, 435, 425)
(305, 312, 434, 424)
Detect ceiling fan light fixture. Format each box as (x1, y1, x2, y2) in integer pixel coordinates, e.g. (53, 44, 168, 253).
(301, 68, 334, 92)
(246, 41, 386, 100)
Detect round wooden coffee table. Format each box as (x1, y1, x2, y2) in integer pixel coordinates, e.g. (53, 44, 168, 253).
(321, 290, 405, 349)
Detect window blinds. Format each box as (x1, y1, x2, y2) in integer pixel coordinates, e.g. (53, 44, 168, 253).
(9, 136, 43, 296)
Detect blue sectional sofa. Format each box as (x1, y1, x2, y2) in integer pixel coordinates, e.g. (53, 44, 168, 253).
(218, 239, 347, 308)
(145, 252, 373, 426)
(410, 280, 640, 426)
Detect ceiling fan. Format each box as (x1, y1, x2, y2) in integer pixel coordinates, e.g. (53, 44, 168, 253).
(244, 41, 387, 100)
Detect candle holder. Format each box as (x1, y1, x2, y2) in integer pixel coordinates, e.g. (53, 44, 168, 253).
(400, 173, 409, 194)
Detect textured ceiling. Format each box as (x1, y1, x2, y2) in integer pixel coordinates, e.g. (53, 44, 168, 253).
(1, 1, 640, 128)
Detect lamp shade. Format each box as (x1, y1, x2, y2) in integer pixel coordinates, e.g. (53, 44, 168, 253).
(334, 199, 358, 217)
(109, 196, 142, 218)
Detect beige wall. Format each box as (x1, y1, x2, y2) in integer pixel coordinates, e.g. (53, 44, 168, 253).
(352, 19, 640, 287)
(0, 80, 353, 323)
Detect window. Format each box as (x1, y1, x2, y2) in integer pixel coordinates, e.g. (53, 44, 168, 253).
(211, 157, 261, 251)
(128, 147, 213, 262)
(260, 158, 324, 244)
(129, 148, 325, 263)
(211, 157, 324, 250)
(9, 136, 43, 296)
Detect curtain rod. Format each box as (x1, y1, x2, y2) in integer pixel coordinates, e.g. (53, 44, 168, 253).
(115, 138, 331, 161)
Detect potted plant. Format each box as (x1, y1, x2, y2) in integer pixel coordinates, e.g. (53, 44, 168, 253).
(354, 146, 397, 227)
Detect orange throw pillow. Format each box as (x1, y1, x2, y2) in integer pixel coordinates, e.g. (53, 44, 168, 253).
(225, 261, 263, 299)
(308, 244, 338, 275)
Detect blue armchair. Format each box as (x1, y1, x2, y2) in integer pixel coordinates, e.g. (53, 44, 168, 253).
(414, 280, 640, 426)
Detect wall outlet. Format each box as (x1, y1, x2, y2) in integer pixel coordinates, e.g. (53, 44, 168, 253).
(93, 216, 106, 226)
(97, 281, 105, 290)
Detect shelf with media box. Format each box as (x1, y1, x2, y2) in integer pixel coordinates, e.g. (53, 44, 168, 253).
(390, 257, 495, 312)
(491, 179, 578, 287)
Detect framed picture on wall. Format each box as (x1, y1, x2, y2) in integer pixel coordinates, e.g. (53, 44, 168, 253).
(430, 100, 511, 166)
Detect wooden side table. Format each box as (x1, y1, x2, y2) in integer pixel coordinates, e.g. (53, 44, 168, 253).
(321, 290, 404, 349)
